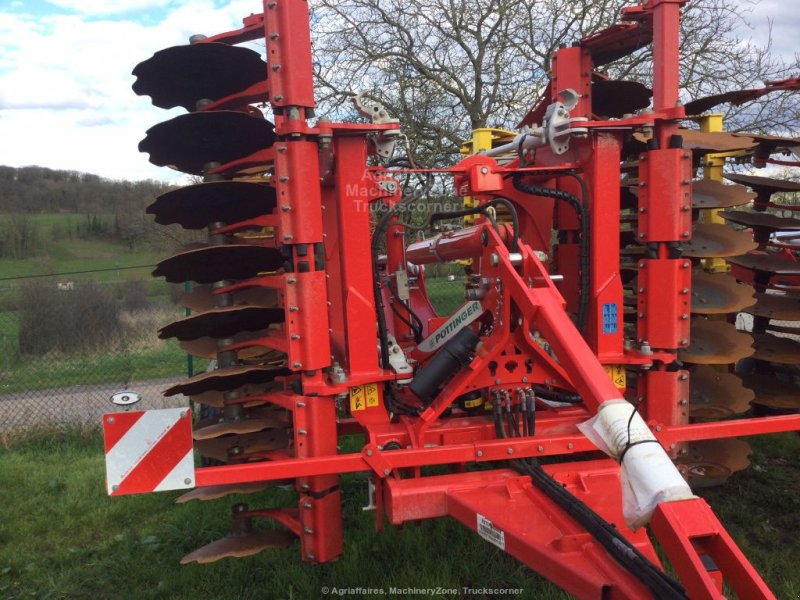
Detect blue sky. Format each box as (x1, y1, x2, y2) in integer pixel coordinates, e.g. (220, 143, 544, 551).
(0, 0, 796, 182)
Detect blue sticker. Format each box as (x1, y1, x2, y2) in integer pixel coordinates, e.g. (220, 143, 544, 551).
(602, 303, 618, 334)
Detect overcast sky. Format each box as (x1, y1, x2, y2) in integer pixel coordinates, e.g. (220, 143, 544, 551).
(0, 0, 796, 183)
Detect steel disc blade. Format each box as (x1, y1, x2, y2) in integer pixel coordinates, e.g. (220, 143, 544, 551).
(164, 365, 289, 397)
(679, 319, 754, 364)
(180, 530, 295, 564)
(676, 439, 751, 489)
(190, 382, 278, 408)
(691, 179, 755, 209)
(193, 418, 285, 441)
(682, 223, 758, 258)
(691, 271, 755, 314)
(724, 173, 800, 198)
(139, 111, 275, 175)
(133, 43, 267, 111)
(741, 375, 800, 410)
(727, 252, 800, 276)
(752, 333, 800, 364)
(176, 481, 279, 504)
(678, 130, 757, 153)
(194, 428, 290, 462)
(180, 330, 273, 360)
(720, 210, 800, 234)
(147, 181, 277, 230)
(591, 80, 651, 118)
(180, 284, 277, 312)
(690, 365, 754, 418)
(743, 293, 800, 321)
(154, 244, 283, 284)
(159, 306, 284, 341)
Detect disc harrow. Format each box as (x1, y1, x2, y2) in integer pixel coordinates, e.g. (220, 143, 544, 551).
(107, 1, 800, 596)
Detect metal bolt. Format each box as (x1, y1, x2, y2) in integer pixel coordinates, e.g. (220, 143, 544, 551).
(283, 234, 293, 241)
(278, 146, 287, 153)
(638, 312, 644, 318)
(679, 399, 688, 405)
(680, 339, 688, 345)
(281, 205, 291, 212)
(272, 64, 281, 71)
(495, 378, 502, 385)
(384, 468, 391, 476)
(567, 443, 573, 449)
(655, 425, 662, 432)
(490, 253, 499, 266)
(274, 95, 284, 102)
(681, 314, 688, 320)
(179, 410, 187, 419)
(682, 179, 690, 185)
(669, 443, 676, 449)
(112, 484, 119, 492)
(300, 484, 310, 491)
(298, 429, 307, 435)
(291, 334, 301, 340)
(289, 306, 299, 312)
(683, 152, 691, 158)
(184, 478, 192, 485)
(638, 233, 645, 239)
(682, 262, 690, 269)
(269, 32, 279, 40)
(307, 552, 315, 560)
(476, 450, 484, 457)
(287, 277, 297, 283)
(681, 288, 689, 294)
(679, 374, 688, 380)
(639, 287, 645, 293)
(537, 445, 544, 452)
(267, 1, 276, 7)
(682, 231, 690, 238)
(366, 449, 373, 456)
(522, 377, 528, 383)
(279, 176, 289, 182)
(682, 205, 691, 212)
(303, 502, 312, 509)
(107, 417, 115, 424)
(292, 362, 303, 368)
(304, 527, 314, 534)
(480, 166, 489, 174)
(296, 401, 306, 408)
(507, 448, 514, 455)
(639, 182, 647, 188)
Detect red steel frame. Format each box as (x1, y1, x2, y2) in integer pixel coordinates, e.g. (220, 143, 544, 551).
(132, 0, 799, 597)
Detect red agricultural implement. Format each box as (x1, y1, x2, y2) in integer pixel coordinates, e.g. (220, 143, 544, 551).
(103, 0, 800, 597)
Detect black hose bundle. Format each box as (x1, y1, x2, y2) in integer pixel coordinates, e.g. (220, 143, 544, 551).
(512, 173, 589, 332)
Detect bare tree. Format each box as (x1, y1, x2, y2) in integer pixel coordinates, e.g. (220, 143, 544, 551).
(311, 0, 798, 163)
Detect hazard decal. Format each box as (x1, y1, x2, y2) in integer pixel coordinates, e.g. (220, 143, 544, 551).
(103, 408, 194, 496)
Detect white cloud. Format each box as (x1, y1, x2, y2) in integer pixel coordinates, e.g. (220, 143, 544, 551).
(0, 0, 262, 181)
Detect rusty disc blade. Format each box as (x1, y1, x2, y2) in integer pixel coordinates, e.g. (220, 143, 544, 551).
(728, 252, 800, 276)
(720, 210, 800, 233)
(132, 43, 267, 111)
(743, 293, 800, 321)
(164, 365, 289, 397)
(679, 319, 754, 364)
(690, 365, 754, 418)
(154, 244, 283, 284)
(194, 428, 290, 462)
(691, 179, 755, 209)
(193, 416, 287, 441)
(767, 322, 800, 336)
(691, 270, 755, 314)
(147, 181, 276, 230)
(678, 130, 757, 153)
(190, 382, 279, 408)
(159, 306, 284, 341)
(176, 481, 282, 504)
(139, 111, 275, 175)
(180, 330, 273, 360)
(591, 80, 651, 118)
(180, 530, 295, 565)
(724, 173, 800, 197)
(180, 284, 278, 312)
(752, 333, 800, 364)
(741, 374, 800, 410)
(676, 439, 751, 489)
(681, 223, 758, 258)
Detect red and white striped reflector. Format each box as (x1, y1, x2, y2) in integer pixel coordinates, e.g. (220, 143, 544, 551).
(103, 408, 194, 496)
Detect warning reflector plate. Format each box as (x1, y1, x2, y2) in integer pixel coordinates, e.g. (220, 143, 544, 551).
(103, 408, 194, 496)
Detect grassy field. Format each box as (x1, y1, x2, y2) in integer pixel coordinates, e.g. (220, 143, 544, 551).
(0, 430, 797, 600)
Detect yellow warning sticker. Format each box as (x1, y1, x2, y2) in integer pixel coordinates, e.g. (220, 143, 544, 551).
(365, 383, 380, 407)
(604, 365, 626, 389)
(349, 385, 366, 412)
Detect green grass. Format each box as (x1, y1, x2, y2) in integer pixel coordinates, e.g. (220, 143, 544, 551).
(0, 431, 797, 600)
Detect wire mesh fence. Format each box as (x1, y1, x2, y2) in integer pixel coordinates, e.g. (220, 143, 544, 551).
(0, 273, 196, 433)
(0, 269, 467, 434)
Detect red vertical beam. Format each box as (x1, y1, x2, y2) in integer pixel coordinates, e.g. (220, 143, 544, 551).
(582, 133, 624, 357)
(262, 0, 315, 109)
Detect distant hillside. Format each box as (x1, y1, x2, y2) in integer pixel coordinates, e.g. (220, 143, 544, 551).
(0, 165, 172, 214)
(0, 166, 194, 260)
